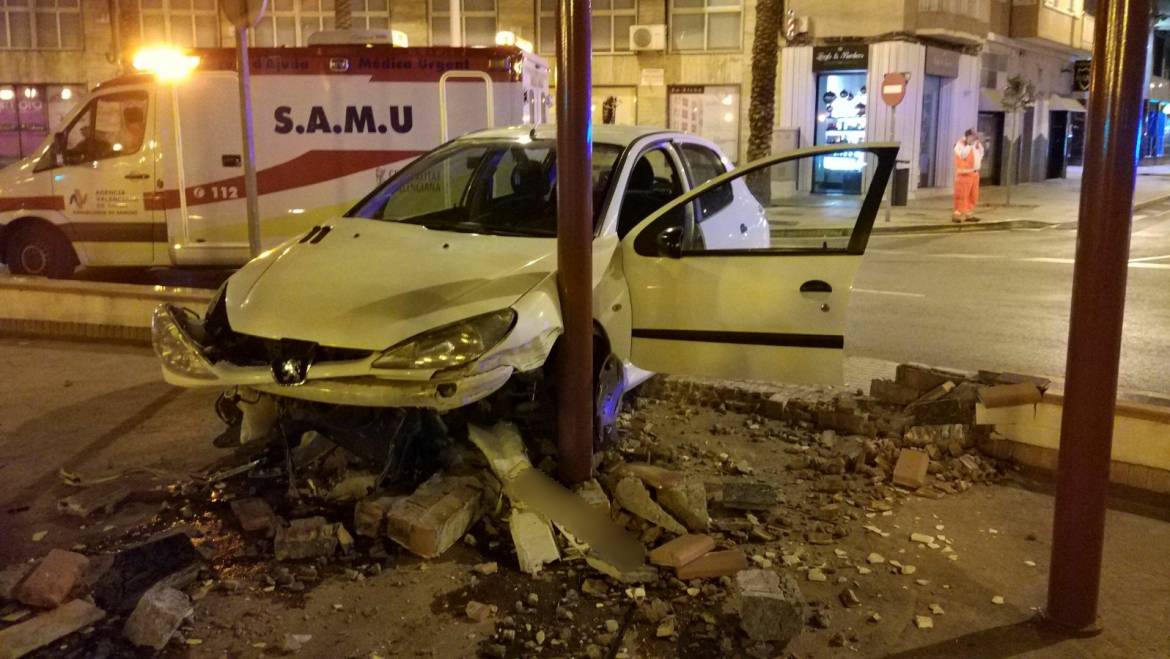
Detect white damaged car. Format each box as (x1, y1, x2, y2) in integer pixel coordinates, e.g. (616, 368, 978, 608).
(153, 125, 895, 452)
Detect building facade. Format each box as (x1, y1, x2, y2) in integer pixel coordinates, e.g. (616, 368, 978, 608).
(0, 0, 1103, 182)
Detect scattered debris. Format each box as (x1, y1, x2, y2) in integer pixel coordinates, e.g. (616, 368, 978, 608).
(915, 615, 934, 629)
(274, 516, 341, 561)
(57, 482, 133, 518)
(15, 549, 89, 609)
(992, 595, 1005, 605)
(465, 600, 496, 622)
(90, 533, 200, 614)
(613, 477, 686, 535)
(510, 509, 560, 575)
(229, 496, 276, 534)
(721, 481, 779, 511)
(656, 479, 710, 532)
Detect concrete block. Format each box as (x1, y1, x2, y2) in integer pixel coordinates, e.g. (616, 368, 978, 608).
(735, 569, 804, 645)
(17, 549, 89, 609)
(676, 549, 748, 580)
(509, 509, 560, 575)
(657, 479, 709, 531)
(763, 393, 787, 420)
(892, 449, 930, 489)
(384, 474, 483, 559)
(649, 534, 715, 568)
(123, 586, 192, 650)
(0, 599, 105, 659)
(613, 477, 686, 534)
(274, 517, 339, 561)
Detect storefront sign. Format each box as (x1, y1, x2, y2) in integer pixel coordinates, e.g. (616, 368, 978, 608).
(881, 73, 909, 107)
(1073, 60, 1092, 92)
(924, 46, 960, 78)
(813, 45, 868, 72)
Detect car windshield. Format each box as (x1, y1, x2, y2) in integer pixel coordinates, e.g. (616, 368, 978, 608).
(349, 139, 625, 237)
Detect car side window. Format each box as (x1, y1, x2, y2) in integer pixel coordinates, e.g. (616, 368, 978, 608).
(61, 92, 148, 165)
(679, 144, 733, 222)
(616, 146, 685, 239)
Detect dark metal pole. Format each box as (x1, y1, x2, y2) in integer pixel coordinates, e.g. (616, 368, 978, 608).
(236, 26, 262, 257)
(1046, 0, 1150, 633)
(554, 0, 593, 484)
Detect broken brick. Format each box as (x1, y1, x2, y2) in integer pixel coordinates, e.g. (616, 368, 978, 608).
(384, 474, 483, 559)
(676, 549, 748, 580)
(0, 599, 105, 659)
(274, 517, 339, 561)
(354, 496, 395, 538)
(657, 479, 709, 532)
(892, 449, 930, 489)
(229, 497, 276, 534)
(721, 481, 778, 511)
(648, 534, 716, 568)
(16, 549, 89, 609)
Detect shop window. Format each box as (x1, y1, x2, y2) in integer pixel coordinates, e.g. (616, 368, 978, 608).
(430, 0, 497, 47)
(667, 85, 741, 162)
(537, 0, 636, 54)
(0, 84, 80, 167)
(669, 0, 742, 52)
(137, 0, 219, 47)
(813, 72, 868, 195)
(0, 0, 82, 50)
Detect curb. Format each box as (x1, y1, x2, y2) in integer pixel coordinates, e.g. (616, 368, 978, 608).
(874, 193, 1170, 235)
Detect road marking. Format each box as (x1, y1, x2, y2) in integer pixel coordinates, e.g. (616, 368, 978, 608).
(1021, 257, 1076, 264)
(1129, 254, 1170, 263)
(1129, 262, 1170, 269)
(853, 288, 926, 298)
(869, 249, 1170, 269)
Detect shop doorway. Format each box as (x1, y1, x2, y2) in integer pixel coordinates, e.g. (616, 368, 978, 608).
(1017, 107, 1035, 184)
(918, 75, 943, 188)
(813, 71, 868, 194)
(977, 111, 1004, 185)
(1047, 111, 1069, 179)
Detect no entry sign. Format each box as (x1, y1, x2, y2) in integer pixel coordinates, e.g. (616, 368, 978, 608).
(881, 72, 909, 107)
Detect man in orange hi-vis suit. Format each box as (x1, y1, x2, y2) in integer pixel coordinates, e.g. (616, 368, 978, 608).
(952, 129, 984, 222)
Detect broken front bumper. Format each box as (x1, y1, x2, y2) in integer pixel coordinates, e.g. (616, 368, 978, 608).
(151, 304, 514, 410)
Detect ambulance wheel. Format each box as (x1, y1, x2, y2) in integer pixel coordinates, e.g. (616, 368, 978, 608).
(6, 224, 76, 279)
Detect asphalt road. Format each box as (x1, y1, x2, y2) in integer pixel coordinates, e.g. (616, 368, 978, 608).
(848, 199, 1170, 395)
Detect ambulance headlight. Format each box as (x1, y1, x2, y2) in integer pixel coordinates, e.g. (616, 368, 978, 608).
(152, 305, 217, 380)
(372, 310, 515, 371)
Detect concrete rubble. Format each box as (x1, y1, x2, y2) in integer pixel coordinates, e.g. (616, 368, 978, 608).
(123, 585, 192, 650)
(735, 569, 805, 645)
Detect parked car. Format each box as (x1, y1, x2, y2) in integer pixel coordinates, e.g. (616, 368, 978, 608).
(152, 124, 896, 453)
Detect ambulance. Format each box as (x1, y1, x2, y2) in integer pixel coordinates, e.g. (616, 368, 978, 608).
(0, 40, 549, 278)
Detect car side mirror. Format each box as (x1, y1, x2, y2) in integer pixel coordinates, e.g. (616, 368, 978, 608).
(656, 225, 683, 259)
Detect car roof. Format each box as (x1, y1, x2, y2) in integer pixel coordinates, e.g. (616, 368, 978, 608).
(463, 124, 674, 148)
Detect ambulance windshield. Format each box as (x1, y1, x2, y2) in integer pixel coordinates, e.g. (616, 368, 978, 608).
(349, 139, 624, 237)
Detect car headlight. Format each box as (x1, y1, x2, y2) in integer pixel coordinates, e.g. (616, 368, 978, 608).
(372, 310, 516, 371)
(152, 305, 217, 380)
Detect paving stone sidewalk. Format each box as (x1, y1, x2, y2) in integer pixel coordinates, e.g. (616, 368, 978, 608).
(875, 165, 1170, 234)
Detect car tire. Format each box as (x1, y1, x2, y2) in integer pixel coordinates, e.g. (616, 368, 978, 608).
(6, 224, 76, 278)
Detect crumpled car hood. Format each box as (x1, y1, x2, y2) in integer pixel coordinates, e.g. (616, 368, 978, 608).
(225, 218, 556, 351)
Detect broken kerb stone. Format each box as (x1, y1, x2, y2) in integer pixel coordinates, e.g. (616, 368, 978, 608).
(735, 569, 804, 645)
(16, 549, 90, 609)
(467, 423, 644, 573)
(510, 509, 560, 575)
(383, 474, 483, 559)
(657, 479, 709, 532)
(123, 585, 192, 650)
(721, 481, 779, 511)
(978, 382, 1043, 408)
(869, 379, 921, 406)
(613, 463, 686, 490)
(613, 477, 686, 535)
(0, 599, 105, 659)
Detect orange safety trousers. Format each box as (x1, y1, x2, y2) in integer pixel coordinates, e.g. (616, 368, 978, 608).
(954, 172, 979, 215)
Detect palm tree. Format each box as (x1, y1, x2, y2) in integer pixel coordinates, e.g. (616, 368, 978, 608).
(746, 0, 784, 201)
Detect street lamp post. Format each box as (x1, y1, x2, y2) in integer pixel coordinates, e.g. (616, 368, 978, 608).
(1046, 0, 1151, 633)
(554, 0, 594, 485)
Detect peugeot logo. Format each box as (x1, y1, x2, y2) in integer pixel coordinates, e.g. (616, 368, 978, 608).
(273, 357, 308, 386)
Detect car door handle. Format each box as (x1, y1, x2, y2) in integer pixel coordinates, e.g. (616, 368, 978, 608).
(124, 172, 150, 180)
(800, 280, 833, 293)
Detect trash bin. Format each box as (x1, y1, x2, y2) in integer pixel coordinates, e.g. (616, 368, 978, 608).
(891, 164, 910, 207)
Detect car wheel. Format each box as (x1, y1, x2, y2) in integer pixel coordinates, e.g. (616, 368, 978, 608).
(6, 224, 76, 278)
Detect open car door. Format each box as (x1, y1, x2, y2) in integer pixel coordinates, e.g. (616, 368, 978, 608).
(620, 143, 898, 384)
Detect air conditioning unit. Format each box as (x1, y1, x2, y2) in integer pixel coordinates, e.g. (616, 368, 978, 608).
(630, 24, 666, 52)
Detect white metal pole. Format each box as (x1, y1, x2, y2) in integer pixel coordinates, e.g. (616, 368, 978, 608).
(236, 26, 261, 257)
(448, 0, 461, 46)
